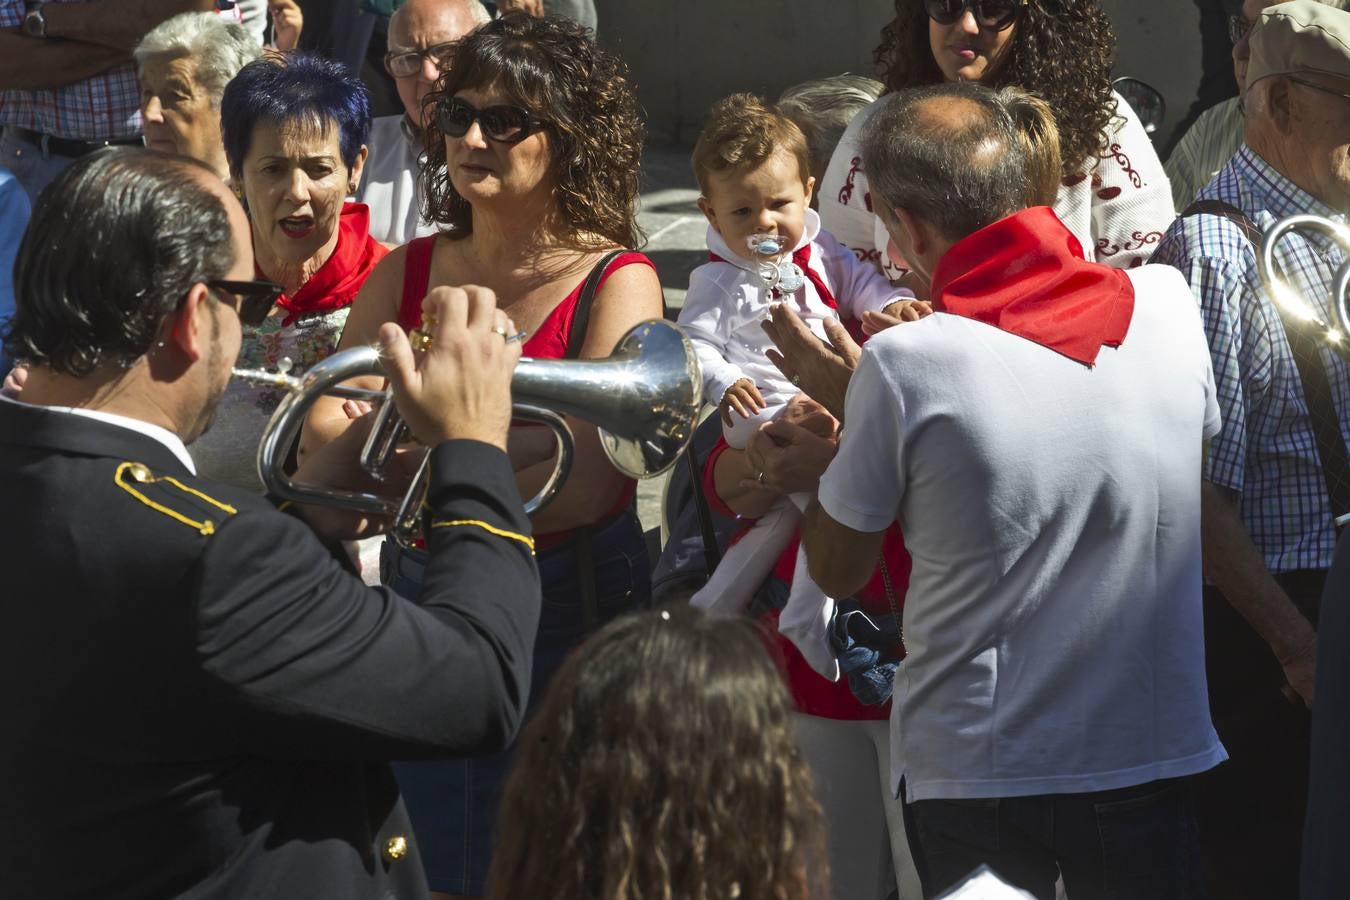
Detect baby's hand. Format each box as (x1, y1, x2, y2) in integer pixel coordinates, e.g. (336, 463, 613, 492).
(720, 377, 767, 427)
(865, 299, 934, 336)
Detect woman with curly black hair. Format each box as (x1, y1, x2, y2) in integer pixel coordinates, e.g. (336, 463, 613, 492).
(820, 0, 1175, 282)
(304, 13, 663, 898)
(488, 606, 831, 900)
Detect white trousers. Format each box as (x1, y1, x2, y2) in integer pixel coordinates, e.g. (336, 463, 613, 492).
(794, 714, 923, 900)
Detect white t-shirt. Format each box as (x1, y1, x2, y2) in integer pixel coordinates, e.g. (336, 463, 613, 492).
(355, 115, 440, 247)
(819, 91, 1176, 279)
(677, 208, 908, 406)
(817, 264, 1226, 802)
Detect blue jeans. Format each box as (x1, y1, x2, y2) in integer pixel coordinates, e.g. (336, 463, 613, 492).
(904, 777, 1206, 899)
(384, 509, 650, 895)
(0, 127, 80, 206)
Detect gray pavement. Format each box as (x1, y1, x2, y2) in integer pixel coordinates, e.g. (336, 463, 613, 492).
(633, 141, 705, 538)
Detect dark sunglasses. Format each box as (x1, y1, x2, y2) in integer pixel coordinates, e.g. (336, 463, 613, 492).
(208, 279, 283, 328)
(435, 96, 547, 144)
(1228, 13, 1252, 45)
(384, 41, 458, 79)
(925, 0, 1025, 31)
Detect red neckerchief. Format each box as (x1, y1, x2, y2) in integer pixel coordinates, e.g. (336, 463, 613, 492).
(930, 206, 1134, 367)
(260, 202, 389, 326)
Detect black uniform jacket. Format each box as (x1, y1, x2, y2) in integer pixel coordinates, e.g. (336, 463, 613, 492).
(0, 398, 541, 899)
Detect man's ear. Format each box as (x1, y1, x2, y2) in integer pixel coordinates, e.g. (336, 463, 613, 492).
(1267, 77, 1295, 134)
(162, 283, 214, 364)
(894, 207, 931, 259)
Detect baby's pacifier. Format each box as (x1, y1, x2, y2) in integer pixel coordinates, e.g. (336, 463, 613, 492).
(746, 232, 804, 296)
(749, 233, 786, 257)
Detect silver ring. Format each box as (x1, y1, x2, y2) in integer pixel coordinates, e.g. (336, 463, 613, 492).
(791, 374, 802, 387)
(491, 325, 509, 339)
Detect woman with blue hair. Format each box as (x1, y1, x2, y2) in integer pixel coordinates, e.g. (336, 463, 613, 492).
(192, 52, 387, 490)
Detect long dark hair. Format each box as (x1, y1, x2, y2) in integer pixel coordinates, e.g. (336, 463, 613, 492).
(421, 13, 645, 251)
(875, 0, 1118, 179)
(487, 607, 829, 900)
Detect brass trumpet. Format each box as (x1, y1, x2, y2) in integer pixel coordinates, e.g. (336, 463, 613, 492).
(232, 319, 702, 546)
(1258, 214, 1350, 348)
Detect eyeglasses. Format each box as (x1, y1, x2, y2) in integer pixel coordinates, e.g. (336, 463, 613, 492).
(1228, 13, 1253, 45)
(435, 97, 547, 144)
(924, 0, 1026, 31)
(384, 41, 459, 78)
(207, 279, 283, 328)
(1286, 75, 1350, 103)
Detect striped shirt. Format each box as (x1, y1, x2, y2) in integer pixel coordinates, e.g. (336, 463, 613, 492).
(1164, 96, 1244, 212)
(0, 0, 141, 141)
(1152, 144, 1349, 573)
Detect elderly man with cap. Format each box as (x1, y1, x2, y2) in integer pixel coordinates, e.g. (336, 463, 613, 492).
(1152, 1, 1350, 895)
(355, 0, 489, 246)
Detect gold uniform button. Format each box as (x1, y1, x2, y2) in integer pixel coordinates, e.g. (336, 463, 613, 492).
(127, 462, 153, 483)
(383, 835, 408, 862)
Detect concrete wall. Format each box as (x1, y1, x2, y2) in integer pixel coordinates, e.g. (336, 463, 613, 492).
(595, 0, 1208, 151)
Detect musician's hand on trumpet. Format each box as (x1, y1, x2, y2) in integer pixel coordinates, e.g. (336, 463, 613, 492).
(289, 413, 424, 543)
(380, 286, 521, 452)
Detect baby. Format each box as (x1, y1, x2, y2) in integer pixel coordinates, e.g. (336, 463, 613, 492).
(679, 92, 913, 675)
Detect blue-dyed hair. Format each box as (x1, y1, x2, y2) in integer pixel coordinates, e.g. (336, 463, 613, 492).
(219, 52, 371, 180)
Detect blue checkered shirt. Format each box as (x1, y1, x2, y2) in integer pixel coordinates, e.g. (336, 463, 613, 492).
(0, 0, 141, 141)
(1152, 144, 1349, 573)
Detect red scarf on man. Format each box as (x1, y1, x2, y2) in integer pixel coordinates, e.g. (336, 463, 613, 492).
(930, 206, 1135, 367)
(262, 202, 388, 326)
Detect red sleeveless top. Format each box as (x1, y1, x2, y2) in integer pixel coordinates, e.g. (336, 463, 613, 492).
(398, 236, 655, 544)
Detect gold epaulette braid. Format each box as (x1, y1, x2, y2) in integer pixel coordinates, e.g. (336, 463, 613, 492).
(428, 518, 535, 554)
(114, 461, 238, 536)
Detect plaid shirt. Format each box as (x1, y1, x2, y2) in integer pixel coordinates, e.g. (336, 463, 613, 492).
(0, 0, 141, 141)
(1152, 144, 1349, 573)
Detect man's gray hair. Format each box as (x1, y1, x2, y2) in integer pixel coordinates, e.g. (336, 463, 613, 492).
(134, 12, 261, 108)
(390, 0, 491, 41)
(778, 74, 884, 177)
(860, 83, 1029, 240)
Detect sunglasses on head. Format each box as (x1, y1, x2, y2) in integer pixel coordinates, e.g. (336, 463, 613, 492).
(208, 279, 283, 328)
(384, 41, 459, 79)
(924, 0, 1026, 31)
(435, 96, 547, 144)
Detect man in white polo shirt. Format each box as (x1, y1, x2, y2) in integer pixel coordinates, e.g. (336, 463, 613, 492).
(784, 83, 1227, 899)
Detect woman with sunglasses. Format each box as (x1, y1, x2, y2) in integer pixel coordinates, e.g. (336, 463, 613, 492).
(184, 52, 386, 491)
(304, 13, 661, 899)
(820, 0, 1174, 284)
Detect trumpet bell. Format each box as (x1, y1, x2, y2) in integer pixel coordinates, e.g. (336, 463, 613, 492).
(513, 318, 702, 479)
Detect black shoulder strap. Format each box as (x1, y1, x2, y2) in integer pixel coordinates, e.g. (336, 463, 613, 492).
(564, 249, 627, 360)
(1183, 200, 1350, 525)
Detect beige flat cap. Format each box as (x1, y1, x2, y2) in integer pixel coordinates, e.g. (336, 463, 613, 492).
(1248, 0, 1350, 87)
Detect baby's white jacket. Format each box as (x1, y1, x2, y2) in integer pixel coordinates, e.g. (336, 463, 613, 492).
(677, 209, 913, 405)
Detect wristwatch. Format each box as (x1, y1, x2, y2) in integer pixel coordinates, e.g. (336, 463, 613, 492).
(23, 2, 47, 38)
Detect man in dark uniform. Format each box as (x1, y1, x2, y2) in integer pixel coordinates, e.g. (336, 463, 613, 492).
(0, 147, 540, 899)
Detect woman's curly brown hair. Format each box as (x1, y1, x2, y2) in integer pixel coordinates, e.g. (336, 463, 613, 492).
(874, 0, 1119, 180)
(487, 606, 830, 900)
(420, 13, 645, 250)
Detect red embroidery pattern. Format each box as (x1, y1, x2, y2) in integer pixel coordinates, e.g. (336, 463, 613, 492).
(1095, 230, 1163, 257)
(853, 248, 882, 264)
(839, 155, 864, 206)
(1102, 143, 1143, 188)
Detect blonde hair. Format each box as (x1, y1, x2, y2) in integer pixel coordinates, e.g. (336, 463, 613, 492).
(691, 93, 813, 196)
(1001, 87, 1062, 208)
